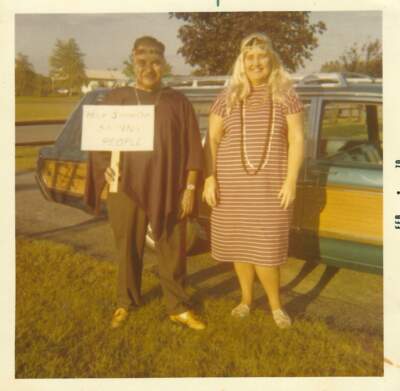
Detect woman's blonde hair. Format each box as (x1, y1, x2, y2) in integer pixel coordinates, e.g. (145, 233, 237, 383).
(226, 32, 292, 113)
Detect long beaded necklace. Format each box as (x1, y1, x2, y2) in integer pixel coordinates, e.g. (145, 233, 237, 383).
(240, 92, 275, 175)
(134, 84, 163, 106)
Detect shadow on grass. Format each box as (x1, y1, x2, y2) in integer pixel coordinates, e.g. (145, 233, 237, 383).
(184, 259, 341, 322)
(187, 262, 239, 305)
(281, 261, 320, 292)
(140, 285, 163, 307)
(188, 262, 232, 286)
(247, 263, 339, 315)
(140, 263, 237, 313)
(193, 276, 239, 300)
(187, 259, 338, 310)
(284, 265, 340, 318)
(126, 252, 341, 326)
(187, 237, 210, 256)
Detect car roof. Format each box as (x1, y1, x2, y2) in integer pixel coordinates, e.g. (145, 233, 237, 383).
(296, 83, 381, 94)
(85, 72, 382, 100)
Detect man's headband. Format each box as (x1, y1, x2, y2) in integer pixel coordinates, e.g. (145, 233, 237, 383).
(134, 46, 164, 57)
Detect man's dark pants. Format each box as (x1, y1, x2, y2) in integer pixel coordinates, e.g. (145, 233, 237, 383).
(107, 191, 191, 315)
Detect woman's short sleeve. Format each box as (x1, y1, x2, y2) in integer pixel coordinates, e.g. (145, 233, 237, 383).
(209, 92, 227, 118)
(282, 88, 303, 116)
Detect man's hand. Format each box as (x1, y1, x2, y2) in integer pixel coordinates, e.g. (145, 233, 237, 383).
(180, 188, 195, 219)
(104, 167, 119, 185)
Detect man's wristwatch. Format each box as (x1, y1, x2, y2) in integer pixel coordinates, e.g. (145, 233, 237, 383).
(186, 184, 196, 191)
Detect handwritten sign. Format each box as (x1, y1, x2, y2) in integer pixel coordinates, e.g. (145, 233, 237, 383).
(81, 105, 154, 151)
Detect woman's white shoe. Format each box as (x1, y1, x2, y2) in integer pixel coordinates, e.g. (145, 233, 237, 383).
(272, 308, 292, 329)
(231, 303, 251, 318)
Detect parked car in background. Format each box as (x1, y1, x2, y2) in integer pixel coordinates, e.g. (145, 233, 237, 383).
(36, 73, 382, 274)
(56, 88, 70, 95)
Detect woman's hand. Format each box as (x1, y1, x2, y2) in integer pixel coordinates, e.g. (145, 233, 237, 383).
(180, 188, 195, 219)
(278, 178, 297, 210)
(202, 175, 219, 208)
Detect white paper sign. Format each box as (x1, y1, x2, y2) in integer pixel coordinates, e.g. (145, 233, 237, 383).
(81, 105, 154, 151)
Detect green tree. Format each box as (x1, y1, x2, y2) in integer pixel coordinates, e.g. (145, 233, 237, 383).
(163, 62, 173, 77)
(33, 74, 52, 97)
(49, 38, 87, 95)
(15, 52, 36, 96)
(321, 39, 382, 78)
(170, 12, 326, 75)
(122, 57, 135, 79)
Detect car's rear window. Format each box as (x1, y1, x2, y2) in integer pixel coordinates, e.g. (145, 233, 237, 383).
(318, 101, 382, 165)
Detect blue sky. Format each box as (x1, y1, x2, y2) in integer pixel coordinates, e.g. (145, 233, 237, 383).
(15, 11, 382, 76)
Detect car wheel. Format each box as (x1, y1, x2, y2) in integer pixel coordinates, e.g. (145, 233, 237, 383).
(145, 219, 201, 253)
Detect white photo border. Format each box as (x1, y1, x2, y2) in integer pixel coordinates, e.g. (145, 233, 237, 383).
(2, 0, 399, 390)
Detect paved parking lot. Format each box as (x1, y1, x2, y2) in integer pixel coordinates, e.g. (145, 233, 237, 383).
(16, 123, 63, 145)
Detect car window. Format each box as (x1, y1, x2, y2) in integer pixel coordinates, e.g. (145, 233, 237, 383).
(377, 103, 382, 144)
(94, 92, 108, 104)
(302, 100, 311, 136)
(318, 101, 382, 165)
(192, 98, 312, 143)
(192, 100, 213, 140)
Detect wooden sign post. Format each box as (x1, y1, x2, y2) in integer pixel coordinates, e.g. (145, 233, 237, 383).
(110, 150, 120, 193)
(81, 105, 155, 193)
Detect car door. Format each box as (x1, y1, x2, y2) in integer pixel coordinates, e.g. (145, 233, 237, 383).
(295, 95, 383, 274)
(36, 90, 109, 211)
(290, 97, 313, 232)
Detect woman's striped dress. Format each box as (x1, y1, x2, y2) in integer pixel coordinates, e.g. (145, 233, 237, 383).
(210, 85, 303, 266)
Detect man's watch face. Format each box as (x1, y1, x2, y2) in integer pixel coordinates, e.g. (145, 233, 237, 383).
(186, 184, 196, 191)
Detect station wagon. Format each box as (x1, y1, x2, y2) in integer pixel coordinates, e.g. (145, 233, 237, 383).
(35, 72, 383, 274)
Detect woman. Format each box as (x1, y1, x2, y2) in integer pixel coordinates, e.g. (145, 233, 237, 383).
(203, 32, 304, 328)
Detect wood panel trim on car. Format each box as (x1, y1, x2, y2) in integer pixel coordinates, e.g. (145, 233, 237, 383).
(298, 183, 382, 246)
(39, 159, 107, 200)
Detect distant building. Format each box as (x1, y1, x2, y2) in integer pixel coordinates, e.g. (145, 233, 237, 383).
(82, 69, 130, 93)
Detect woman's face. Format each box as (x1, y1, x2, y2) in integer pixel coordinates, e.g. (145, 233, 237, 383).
(243, 46, 271, 86)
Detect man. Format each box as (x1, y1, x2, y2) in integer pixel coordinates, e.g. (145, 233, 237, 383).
(84, 36, 205, 330)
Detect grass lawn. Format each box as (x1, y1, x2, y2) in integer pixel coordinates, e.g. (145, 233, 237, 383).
(15, 146, 41, 173)
(15, 238, 383, 378)
(16, 96, 80, 122)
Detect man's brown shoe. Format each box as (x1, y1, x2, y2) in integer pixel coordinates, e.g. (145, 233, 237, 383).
(169, 310, 206, 330)
(110, 307, 129, 329)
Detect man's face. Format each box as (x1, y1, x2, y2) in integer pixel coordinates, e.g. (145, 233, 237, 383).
(133, 46, 165, 91)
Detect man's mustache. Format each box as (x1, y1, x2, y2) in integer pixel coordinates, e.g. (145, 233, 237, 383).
(142, 72, 156, 78)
